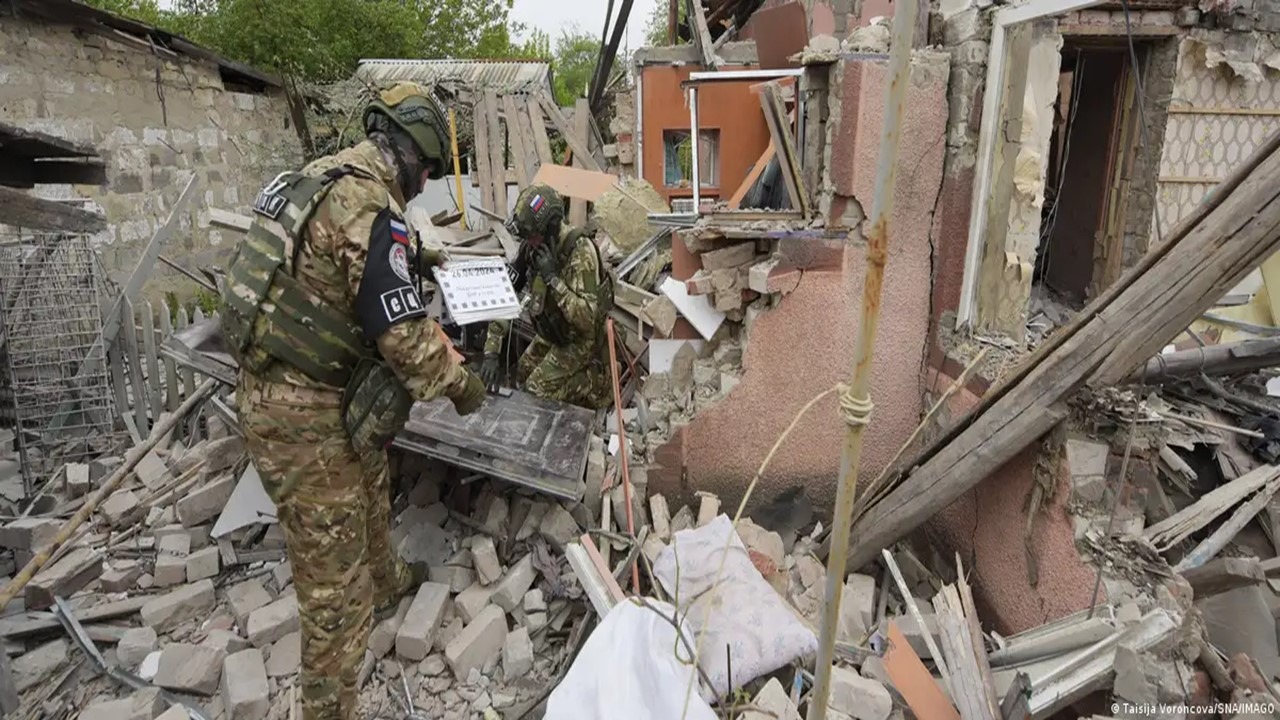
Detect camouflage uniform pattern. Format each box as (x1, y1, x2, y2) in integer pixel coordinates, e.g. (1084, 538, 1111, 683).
(485, 225, 613, 409)
(237, 140, 470, 720)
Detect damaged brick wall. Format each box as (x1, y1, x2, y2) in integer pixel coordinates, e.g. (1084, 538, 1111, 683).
(0, 14, 301, 304)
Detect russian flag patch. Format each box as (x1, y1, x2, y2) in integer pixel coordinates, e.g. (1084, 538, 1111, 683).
(529, 194, 544, 212)
(390, 218, 410, 246)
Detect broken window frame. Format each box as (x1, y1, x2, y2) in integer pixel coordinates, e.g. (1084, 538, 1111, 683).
(662, 128, 721, 190)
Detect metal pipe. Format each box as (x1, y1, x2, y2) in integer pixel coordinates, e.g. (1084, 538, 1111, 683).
(690, 86, 700, 210)
(805, 0, 917, 716)
(636, 70, 645, 180)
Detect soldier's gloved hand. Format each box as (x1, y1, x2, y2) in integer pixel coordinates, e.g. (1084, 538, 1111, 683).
(531, 244, 557, 285)
(417, 246, 449, 274)
(450, 369, 487, 416)
(478, 353, 501, 391)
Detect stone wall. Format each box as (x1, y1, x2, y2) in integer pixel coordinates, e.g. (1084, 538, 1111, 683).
(0, 14, 301, 304)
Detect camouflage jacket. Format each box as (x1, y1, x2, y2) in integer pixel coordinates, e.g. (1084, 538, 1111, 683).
(484, 225, 604, 355)
(266, 140, 470, 403)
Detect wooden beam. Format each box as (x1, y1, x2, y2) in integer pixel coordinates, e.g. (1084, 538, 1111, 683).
(687, 0, 720, 68)
(846, 129, 1280, 571)
(756, 83, 808, 216)
(538, 93, 603, 172)
(526, 96, 555, 165)
(472, 99, 496, 214)
(483, 92, 508, 218)
(570, 98, 592, 227)
(729, 141, 775, 209)
(503, 94, 533, 188)
(1181, 557, 1266, 599)
(975, 24, 1031, 335)
(0, 185, 106, 233)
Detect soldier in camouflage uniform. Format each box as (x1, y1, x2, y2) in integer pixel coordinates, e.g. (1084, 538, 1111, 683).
(219, 83, 486, 720)
(479, 185, 615, 409)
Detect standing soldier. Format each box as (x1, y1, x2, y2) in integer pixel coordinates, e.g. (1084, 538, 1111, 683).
(219, 83, 486, 720)
(479, 184, 615, 409)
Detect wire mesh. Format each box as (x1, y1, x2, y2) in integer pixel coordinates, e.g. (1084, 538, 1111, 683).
(0, 231, 123, 492)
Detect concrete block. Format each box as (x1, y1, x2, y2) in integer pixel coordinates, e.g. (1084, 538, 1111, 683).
(12, 639, 67, 692)
(893, 613, 940, 659)
(1198, 585, 1279, 660)
(369, 597, 412, 658)
(0, 518, 59, 550)
(247, 596, 299, 648)
(523, 589, 546, 614)
(272, 561, 292, 589)
(429, 562, 475, 593)
(117, 627, 157, 668)
(670, 505, 695, 533)
(435, 616, 464, 653)
(202, 436, 245, 475)
(700, 242, 757, 271)
(396, 582, 451, 661)
(101, 490, 143, 527)
(65, 463, 91, 497)
(830, 665, 892, 720)
(697, 492, 720, 527)
(134, 451, 172, 489)
(445, 605, 508, 680)
(649, 494, 672, 542)
(735, 518, 784, 569)
(471, 537, 502, 585)
(502, 626, 534, 679)
(153, 530, 191, 587)
(80, 689, 165, 720)
(186, 546, 220, 582)
(483, 496, 509, 536)
(742, 678, 800, 720)
(221, 648, 269, 720)
(226, 578, 272, 629)
(455, 582, 495, 624)
(491, 556, 536, 612)
(100, 563, 141, 593)
(1065, 438, 1109, 503)
(265, 631, 300, 678)
(203, 629, 250, 654)
(538, 504, 580, 550)
(176, 475, 236, 528)
(26, 547, 102, 610)
(840, 574, 877, 640)
(154, 643, 226, 695)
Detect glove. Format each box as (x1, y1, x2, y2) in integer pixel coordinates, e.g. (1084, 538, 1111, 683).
(478, 353, 501, 391)
(450, 369, 487, 416)
(531, 244, 557, 285)
(417, 246, 448, 274)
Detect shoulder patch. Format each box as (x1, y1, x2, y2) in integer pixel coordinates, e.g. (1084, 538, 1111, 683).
(252, 172, 291, 219)
(355, 208, 427, 341)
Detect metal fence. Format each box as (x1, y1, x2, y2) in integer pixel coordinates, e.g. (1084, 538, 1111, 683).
(0, 232, 122, 491)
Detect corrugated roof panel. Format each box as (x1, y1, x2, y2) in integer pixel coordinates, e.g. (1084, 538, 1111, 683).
(354, 59, 553, 95)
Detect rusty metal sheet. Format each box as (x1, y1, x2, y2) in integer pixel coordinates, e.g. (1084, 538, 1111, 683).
(394, 391, 593, 501)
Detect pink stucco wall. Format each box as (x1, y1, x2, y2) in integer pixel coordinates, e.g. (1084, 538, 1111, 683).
(924, 369, 1103, 635)
(648, 56, 951, 512)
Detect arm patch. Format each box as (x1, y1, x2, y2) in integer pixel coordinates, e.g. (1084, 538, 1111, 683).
(355, 208, 427, 341)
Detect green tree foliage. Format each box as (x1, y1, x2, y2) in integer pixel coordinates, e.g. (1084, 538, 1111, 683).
(82, 0, 521, 82)
(550, 27, 602, 106)
(644, 0, 683, 46)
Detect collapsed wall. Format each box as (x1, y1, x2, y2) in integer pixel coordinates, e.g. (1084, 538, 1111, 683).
(638, 51, 951, 513)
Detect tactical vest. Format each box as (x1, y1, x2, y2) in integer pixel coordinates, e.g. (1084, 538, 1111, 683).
(533, 228, 615, 348)
(220, 165, 414, 453)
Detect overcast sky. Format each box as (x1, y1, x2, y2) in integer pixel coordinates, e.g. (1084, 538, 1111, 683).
(510, 0, 662, 52)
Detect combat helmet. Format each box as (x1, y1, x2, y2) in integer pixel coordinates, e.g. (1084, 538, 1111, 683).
(511, 184, 565, 238)
(363, 82, 450, 179)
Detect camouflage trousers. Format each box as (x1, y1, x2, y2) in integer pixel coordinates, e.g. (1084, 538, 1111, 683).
(237, 372, 414, 720)
(518, 335, 613, 410)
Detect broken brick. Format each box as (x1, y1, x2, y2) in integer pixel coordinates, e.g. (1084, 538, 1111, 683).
(700, 241, 757, 271)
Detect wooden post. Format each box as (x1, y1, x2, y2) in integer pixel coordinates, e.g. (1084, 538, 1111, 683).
(159, 300, 180, 411)
(473, 100, 495, 215)
(571, 98, 592, 227)
(449, 109, 468, 231)
(141, 300, 163, 423)
(806, 0, 917, 716)
(483, 92, 508, 217)
(120, 298, 150, 438)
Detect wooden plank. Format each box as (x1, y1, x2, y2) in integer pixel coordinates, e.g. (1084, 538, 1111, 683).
(120, 298, 150, 438)
(883, 621, 962, 720)
(570, 98, 593, 227)
(483, 92, 508, 217)
(106, 337, 130, 425)
(538, 93, 603, 172)
(687, 0, 719, 68)
(0, 185, 106, 233)
(800, 69, 827, 203)
(766, 84, 809, 216)
(159, 301, 180, 411)
(957, 555, 1000, 720)
(1181, 556, 1266, 598)
(177, 308, 196, 403)
(25, 548, 101, 611)
(472, 100, 495, 214)
(729, 142, 775, 209)
(976, 24, 1032, 334)
(1176, 476, 1280, 571)
(847, 129, 1280, 571)
(526, 96, 555, 165)
(503, 94, 533, 187)
(141, 300, 164, 423)
(757, 84, 804, 215)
